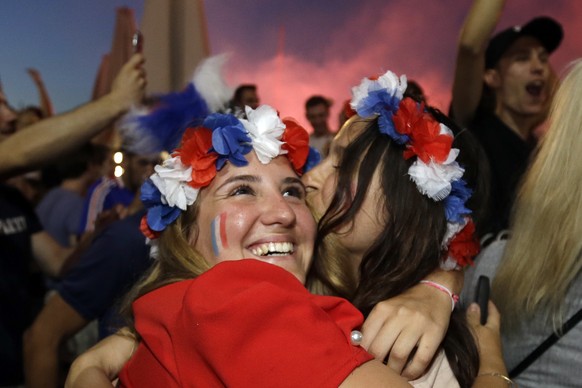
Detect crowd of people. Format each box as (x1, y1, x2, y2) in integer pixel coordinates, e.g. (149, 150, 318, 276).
(1, 0, 580, 386)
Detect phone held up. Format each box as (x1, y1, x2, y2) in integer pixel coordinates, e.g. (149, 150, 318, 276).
(475, 275, 490, 325)
(132, 30, 143, 54)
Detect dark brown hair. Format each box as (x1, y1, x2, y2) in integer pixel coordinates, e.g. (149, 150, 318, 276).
(305, 95, 332, 110)
(233, 84, 257, 105)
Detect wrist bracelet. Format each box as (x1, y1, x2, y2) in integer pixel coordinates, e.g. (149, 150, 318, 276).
(419, 280, 459, 311)
(477, 372, 515, 387)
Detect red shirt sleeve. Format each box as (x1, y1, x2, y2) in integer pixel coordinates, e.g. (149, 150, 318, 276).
(120, 259, 373, 387)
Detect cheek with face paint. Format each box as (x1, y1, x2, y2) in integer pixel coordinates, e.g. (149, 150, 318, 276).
(210, 212, 229, 257)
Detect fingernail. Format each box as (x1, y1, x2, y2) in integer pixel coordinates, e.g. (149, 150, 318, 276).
(468, 303, 479, 312)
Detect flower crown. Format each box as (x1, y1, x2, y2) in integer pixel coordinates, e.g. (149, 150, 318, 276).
(140, 105, 320, 239)
(350, 71, 479, 269)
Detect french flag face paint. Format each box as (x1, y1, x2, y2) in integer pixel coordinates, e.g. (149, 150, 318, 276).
(211, 212, 229, 256)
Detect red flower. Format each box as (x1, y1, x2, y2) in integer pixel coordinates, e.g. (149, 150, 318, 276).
(405, 120, 452, 163)
(393, 98, 453, 163)
(140, 215, 160, 240)
(177, 126, 218, 187)
(281, 118, 309, 174)
(343, 99, 356, 120)
(448, 220, 480, 267)
(393, 98, 425, 137)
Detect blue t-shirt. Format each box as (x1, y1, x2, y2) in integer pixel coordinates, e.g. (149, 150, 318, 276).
(36, 187, 84, 247)
(57, 210, 151, 338)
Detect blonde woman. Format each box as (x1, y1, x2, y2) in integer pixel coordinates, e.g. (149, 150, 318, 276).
(463, 60, 582, 387)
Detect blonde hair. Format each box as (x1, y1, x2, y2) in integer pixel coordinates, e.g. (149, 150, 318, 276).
(492, 60, 582, 331)
(122, 202, 211, 331)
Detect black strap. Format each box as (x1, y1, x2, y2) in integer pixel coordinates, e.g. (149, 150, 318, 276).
(509, 307, 582, 378)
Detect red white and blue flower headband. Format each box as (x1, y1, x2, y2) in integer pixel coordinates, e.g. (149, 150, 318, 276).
(350, 70, 479, 269)
(140, 105, 320, 239)
(117, 56, 320, 241)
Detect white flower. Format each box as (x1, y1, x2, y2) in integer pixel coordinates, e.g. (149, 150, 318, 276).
(350, 78, 376, 112)
(377, 71, 407, 100)
(440, 256, 461, 271)
(241, 105, 286, 164)
(350, 71, 407, 113)
(442, 218, 468, 248)
(150, 156, 199, 210)
(146, 238, 160, 260)
(408, 149, 464, 201)
(439, 123, 453, 137)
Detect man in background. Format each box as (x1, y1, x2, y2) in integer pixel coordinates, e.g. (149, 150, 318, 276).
(306, 95, 333, 156)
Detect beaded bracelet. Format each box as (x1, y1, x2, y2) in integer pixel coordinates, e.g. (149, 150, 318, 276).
(419, 280, 459, 311)
(477, 372, 515, 387)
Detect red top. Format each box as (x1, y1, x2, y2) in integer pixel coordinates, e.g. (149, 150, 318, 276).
(119, 259, 373, 387)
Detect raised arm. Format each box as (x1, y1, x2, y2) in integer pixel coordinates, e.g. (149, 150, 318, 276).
(27, 68, 54, 117)
(451, 0, 505, 127)
(0, 54, 145, 179)
(361, 268, 463, 379)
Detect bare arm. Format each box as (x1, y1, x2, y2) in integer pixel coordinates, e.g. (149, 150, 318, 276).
(27, 68, 54, 117)
(66, 330, 136, 388)
(31, 231, 73, 277)
(340, 360, 411, 387)
(466, 301, 512, 388)
(66, 333, 412, 388)
(361, 269, 463, 379)
(0, 54, 145, 179)
(23, 293, 89, 388)
(451, 0, 505, 127)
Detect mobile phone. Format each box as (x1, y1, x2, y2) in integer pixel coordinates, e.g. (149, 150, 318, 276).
(132, 30, 143, 53)
(475, 275, 490, 325)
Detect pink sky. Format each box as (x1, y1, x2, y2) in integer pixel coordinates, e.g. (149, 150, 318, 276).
(205, 0, 582, 132)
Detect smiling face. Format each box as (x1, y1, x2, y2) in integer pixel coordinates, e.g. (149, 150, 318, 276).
(192, 152, 316, 283)
(303, 118, 385, 268)
(487, 36, 553, 119)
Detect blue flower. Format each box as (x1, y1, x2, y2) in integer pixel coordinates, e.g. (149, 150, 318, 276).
(378, 111, 410, 144)
(303, 147, 321, 173)
(204, 113, 252, 169)
(357, 89, 409, 144)
(444, 179, 473, 223)
(147, 204, 182, 232)
(357, 89, 401, 118)
(141, 179, 182, 232)
(141, 179, 163, 208)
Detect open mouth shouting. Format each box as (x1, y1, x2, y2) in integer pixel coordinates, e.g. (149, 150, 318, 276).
(525, 80, 545, 98)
